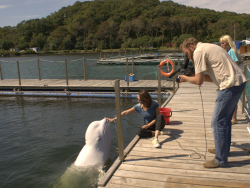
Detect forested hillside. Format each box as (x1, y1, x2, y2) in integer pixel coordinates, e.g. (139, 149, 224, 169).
(1, 0, 250, 51)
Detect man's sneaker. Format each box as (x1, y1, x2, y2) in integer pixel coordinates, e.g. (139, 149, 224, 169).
(160, 129, 171, 135)
(203, 159, 220, 168)
(152, 138, 160, 148)
(208, 148, 216, 154)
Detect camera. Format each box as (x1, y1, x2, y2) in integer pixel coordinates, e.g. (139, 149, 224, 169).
(176, 66, 195, 83)
(169, 55, 195, 83)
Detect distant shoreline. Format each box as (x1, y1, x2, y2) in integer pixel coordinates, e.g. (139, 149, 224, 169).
(0, 48, 182, 57)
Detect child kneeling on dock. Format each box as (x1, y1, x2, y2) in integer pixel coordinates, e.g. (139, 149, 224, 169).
(105, 90, 171, 148)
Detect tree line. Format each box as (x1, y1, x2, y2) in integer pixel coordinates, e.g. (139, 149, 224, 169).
(1, 0, 250, 52)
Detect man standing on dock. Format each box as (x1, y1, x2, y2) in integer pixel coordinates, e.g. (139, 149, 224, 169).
(179, 38, 248, 168)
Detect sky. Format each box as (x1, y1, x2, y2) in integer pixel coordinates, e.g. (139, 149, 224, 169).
(0, 0, 250, 28)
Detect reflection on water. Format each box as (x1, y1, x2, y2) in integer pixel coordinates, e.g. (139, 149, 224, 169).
(0, 96, 143, 188)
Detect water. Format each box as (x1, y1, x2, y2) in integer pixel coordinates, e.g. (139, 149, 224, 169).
(0, 53, 168, 188)
(0, 52, 176, 80)
(0, 96, 143, 188)
(0, 53, 140, 188)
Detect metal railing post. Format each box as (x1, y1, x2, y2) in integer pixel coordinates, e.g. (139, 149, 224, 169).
(177, 58, 180, 88)
(126, 58, 129, 88)
(83, 58, 86, 81)
(114, 79, 124, 161)
(242, 64, 246, 114)
(173, 73, 176, 94)
(158, 65, 161, 106)
(0, 62, 3, 80)
(132, 57, 134, 75)
(37, 59, 41, 80)
(65, 59, 69, 86)
(166, 61, 169, 81)
(17, 61, 21, 86)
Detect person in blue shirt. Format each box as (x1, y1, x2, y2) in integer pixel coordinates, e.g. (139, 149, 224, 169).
(105, 90, 171, 148)
(220, 35, 239, 125)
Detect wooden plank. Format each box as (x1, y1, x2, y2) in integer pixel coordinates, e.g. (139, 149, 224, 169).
(108, 176, 166, 188)
(165, 175, 250, 188)
(111, 170, 247, 188)
(124, 155, 250, 167)
(116, 164, 250, 181)
(0, 79, 173, 90)
(123, 156, 250, 173)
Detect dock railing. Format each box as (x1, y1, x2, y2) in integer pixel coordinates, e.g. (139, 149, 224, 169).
(0, 57, 179, 93)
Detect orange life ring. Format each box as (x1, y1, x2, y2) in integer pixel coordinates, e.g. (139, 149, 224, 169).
(160, 59, 175, 77)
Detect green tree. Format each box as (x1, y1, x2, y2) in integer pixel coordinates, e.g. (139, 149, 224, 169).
(172, 34, 193, 48)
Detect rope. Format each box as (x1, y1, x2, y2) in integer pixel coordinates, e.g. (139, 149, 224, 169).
(170, 86, 207, 160)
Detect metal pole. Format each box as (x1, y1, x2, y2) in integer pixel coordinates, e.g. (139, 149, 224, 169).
(100, 52, 101, 59)
(132, 57, 134, 75)
(157, 65, 161, 106)
(37, 59, 41, 80)
(177, 58, 180, 88)
(166, 61, 169, 81)
(17, 61, 21, 86)
(234, 23, 236, 41)
(114, 79, 124, 161)
(65, 59, 69, 86)
(83, 58, 86, 81)
(0, 62, 3, 80)
(242, 64, 246, 113)
(126, 58, 129, 88)
(173, 74, 176, 94)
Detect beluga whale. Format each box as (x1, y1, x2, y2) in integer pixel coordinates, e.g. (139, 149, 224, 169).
(53, 119, 111, 188)
(75, 118, 111, 166)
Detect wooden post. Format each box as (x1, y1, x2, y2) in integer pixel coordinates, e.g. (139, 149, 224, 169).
(0, 62, 3, 80)
(65, 59, 69, 86)
(132, 57, 134, 75)
(114, 79, 124, 161)
(37, 59, 41, 80)
(17, 61, 21, 86)
(83, 58, 86, 81)
(158, 65, 161, 106)
(126, 58, 129, 88)
(100, 52, 101, 59)
(242, 64, 246, 113)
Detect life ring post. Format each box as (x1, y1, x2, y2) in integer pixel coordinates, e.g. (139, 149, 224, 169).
(159, 59, 175, 77)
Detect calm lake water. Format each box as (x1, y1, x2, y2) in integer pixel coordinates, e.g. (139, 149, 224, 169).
(0, 52, 177, 80)
(0, 96, 144, 188)
(0, 53, 165, 188)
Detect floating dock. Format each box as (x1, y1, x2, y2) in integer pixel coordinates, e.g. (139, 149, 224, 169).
(98, 82, 250, 188)
(97, 54, 185, 66)
(0, 79, 174, 97)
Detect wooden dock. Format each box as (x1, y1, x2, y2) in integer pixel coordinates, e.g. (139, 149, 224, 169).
(99, 82, 250, 188)
(0, 79, 173, 91)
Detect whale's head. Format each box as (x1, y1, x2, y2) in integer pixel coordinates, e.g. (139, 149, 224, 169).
(85, 118, 111, 146)
(75, 119, 111, 167)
